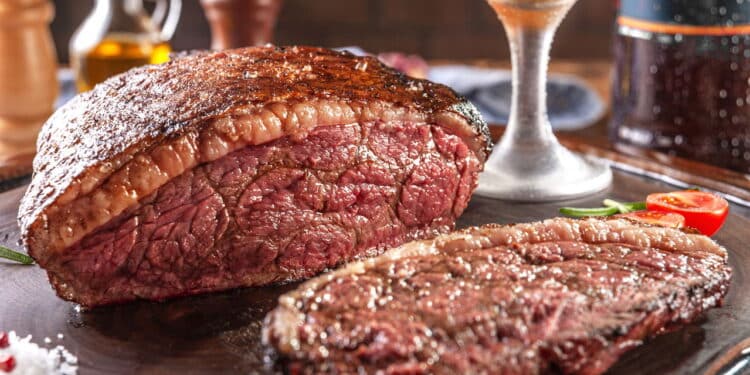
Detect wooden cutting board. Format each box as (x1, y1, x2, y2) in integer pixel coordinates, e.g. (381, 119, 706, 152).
(1, 166, 749, 374)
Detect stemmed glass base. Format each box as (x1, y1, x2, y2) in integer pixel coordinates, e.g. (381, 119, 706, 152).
(477, 0, 611, 201)
(476, 138, 612, 201)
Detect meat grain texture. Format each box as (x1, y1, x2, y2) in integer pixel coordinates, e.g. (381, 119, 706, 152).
(18, 46, 491, 307)
(264, 218, 732, 375)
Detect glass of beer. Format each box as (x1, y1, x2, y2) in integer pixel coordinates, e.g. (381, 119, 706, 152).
(477, 0, 612, 201)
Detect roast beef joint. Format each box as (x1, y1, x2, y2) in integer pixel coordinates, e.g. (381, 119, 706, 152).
(18, 46, 491, 307)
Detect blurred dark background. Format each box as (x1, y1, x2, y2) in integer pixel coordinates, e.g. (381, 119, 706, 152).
(52, 0, 615, 64)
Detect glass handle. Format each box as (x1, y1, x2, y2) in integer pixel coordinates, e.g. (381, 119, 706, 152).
(151, 0, 167, 26)
(162, 0, 182, 41)
(145, 0, 182, 41)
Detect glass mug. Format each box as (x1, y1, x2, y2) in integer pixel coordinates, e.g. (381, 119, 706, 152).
(611, 0, 750, 174)
(70, 0, 182, 92)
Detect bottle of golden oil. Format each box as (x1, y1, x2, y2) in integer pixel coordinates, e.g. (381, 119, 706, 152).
(70, 0, 181, 92)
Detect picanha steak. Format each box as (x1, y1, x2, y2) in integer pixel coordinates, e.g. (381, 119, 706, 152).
(18, 46, 491, 307)
(264, 217, 732, 375)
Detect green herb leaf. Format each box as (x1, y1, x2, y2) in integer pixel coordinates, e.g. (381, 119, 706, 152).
(0, 245, 34, 265)
(559, 206, 619, 218)
(560, 200, 646, 218)
(602, 200, 646, 214)
(603, 199, 631, 214)
(626, 201, 647, 211)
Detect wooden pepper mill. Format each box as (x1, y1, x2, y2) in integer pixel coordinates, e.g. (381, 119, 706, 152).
(0, 0, 59, 179)
(200, 0, 283, 50)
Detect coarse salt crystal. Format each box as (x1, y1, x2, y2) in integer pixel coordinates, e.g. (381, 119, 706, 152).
(0, 332, 77, 375)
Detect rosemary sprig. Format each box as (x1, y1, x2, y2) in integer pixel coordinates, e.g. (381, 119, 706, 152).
(0, 245, 34, 265)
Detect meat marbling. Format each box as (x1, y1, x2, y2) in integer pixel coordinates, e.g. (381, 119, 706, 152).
(264, 217, 732, 375)
(18, 46, 490, 307)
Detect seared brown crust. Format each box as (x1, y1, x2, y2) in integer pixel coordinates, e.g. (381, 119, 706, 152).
(18, 46, 490, 256)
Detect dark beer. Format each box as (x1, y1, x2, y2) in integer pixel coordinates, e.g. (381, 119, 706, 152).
(611, 0, 750, 173)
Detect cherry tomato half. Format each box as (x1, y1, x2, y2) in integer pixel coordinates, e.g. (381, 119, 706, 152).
(646, 191, 729, 236)
(0, 355, 14, 373)
(619, 211, 686, 229)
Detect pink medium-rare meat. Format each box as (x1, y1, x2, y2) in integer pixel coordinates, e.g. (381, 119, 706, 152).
(264, 217, 732, 375)
(18, 46, 491, 307)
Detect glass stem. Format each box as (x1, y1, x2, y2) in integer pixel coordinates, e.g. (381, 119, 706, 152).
(477, 0, 612, 201)
(502, 25, 558, 149)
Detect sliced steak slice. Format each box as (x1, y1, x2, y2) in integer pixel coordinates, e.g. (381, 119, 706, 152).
(264, 217, 732, 375)
(18, 46, 490, 307)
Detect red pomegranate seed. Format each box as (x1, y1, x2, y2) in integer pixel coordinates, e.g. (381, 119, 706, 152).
(0, 332, 7, 348)
(0, 355, 14, 372)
